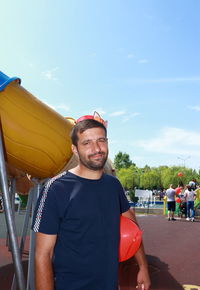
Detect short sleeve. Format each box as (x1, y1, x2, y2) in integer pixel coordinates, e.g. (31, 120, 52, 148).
(32, 179, 65, 234)
(116, 180, 130, 213)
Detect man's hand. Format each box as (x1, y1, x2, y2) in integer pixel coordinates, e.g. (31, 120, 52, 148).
(136, 265, 151, 290)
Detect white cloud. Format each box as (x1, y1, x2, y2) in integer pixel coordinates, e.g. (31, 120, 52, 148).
(41, 67, 59, 81)
(122, 112, 140, 123)
(189, 105, 200, 111)
(134, 127, 200, 157)
(56, 104, 70, 111)
(127, 53, 135, 59)
(89, 52, 97, 58)
(110, 110, 126, 117)
(138, 59, 148, 64)
(42, 100, 70, 112)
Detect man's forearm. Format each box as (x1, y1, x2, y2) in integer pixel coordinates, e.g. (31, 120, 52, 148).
(128, 208, 148, 268)
(134, 242, 148, 269)
(35, 254, 54, 290)
(122, 208, 151, 288)
(122, 207, 138, 224)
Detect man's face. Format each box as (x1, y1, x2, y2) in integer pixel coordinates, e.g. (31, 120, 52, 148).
(73, 127, 108, 171)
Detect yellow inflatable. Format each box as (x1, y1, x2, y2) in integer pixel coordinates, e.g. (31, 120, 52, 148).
(0, 71, 73, 179)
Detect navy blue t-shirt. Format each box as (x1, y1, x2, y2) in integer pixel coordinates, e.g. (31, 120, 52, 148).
(32, 171, 130, 290)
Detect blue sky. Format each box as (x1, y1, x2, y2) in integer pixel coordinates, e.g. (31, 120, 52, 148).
(1, 0, 200, 170)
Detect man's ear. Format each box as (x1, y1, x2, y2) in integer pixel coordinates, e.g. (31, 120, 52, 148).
(72, 144, 78, 156)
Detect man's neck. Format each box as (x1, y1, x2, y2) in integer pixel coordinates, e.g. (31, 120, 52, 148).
(69, 165, 103, 180)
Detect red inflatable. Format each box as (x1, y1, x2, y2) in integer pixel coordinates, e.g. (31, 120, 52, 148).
(175, 187, 181, 195)
(119, 215, 142, 262)
(177, 172, 183, 177)
(176, 197, 181, 203)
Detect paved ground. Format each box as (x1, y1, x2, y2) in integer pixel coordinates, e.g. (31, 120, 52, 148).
(0, 212, 200, 290)
(119, 215, 200, 290)
(0, 212, 30, 289)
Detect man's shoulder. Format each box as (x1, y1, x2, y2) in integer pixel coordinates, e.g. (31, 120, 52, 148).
(103, 173, 123, 189)
(45, 171, 67, 185)
(103, 173, 118, 182)
(42, 171, 70, 194)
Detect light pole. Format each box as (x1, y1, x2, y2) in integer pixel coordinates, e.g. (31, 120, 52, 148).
(177, 156, 191, 167)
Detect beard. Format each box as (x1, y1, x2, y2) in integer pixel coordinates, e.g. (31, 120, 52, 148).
(78, 150, 108, 171)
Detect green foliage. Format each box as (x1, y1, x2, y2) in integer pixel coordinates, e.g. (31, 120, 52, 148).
(160, 166, 198, 189)
(114, 151, 134, 170)
(113, 151, 200, 190)
(116, 167, 134, 190)
(140, 169, 161, 190)
(128, 189, 139, 203)
(18, 194, 28, 208)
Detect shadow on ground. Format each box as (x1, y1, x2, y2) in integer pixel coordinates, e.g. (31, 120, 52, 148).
(119, 255, 183, 290)
(0, 260, 28, 290)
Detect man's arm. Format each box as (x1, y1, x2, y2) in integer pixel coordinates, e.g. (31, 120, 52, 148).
(122, 207, 138, 224)
(122, 208, 151, 290)
(35, 232, 57, 290)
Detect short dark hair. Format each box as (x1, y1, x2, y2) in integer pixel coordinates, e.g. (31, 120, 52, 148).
(70, 119, 107, 146)
(187, 185, 192, 191)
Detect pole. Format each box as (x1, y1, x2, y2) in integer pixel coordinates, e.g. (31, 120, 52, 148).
(11, 186, 35, 290)
(27, 181, 41, 290)
(0, 130, 26, 290)
(7, 178, 16, 251)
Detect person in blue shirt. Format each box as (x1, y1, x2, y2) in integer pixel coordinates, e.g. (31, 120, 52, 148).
(32, 117, 150, 290)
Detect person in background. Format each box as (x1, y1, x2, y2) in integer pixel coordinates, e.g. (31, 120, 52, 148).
(184, 185, 196, 222)
(159, 189, 164, 201)
(32, 116, 151, 290)
(166, 184, 176, 221)
(189, 178, 197, 190)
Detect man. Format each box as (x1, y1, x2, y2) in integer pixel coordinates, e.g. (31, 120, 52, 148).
(166, 184, 176, 221)
(184, 185, 196, 222)
(189, 178, 197, 190)
(32, 117, 150, 290)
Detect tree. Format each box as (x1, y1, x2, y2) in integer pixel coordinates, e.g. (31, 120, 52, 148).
(140, 169, 161, 190)
(113, 151, 200, 191)
(114, 151, 134, 170)
(116, 167, 134, 190)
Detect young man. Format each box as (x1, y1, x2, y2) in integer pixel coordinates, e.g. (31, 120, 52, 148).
(32, 118, 150, 290)
(166, 184, 176, 221)
(184, 185, 196, 221)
